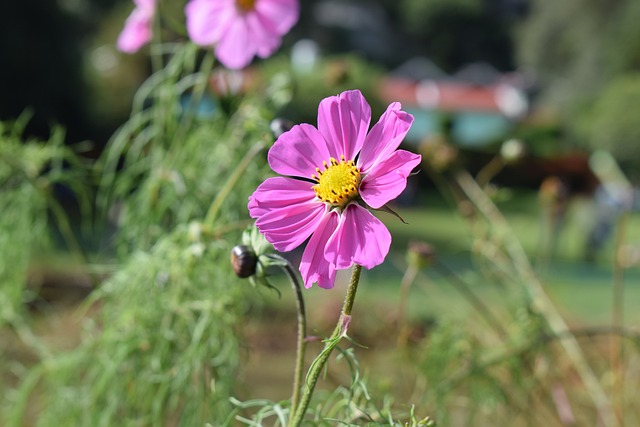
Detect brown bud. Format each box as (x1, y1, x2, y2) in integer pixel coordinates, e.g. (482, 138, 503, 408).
(230, 245, 258, 278)
(407, 241, 436, 269)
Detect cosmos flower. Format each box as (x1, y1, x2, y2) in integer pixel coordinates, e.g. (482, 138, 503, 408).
(185, 0, 299, 70)
(117, 0, 155, 53)
(248, 90, 421, 288)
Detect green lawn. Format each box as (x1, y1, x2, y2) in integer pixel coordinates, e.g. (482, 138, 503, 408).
(267, 190, 640, 330)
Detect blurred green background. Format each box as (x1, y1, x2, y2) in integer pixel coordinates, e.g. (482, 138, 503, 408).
(2, 0, 640, 425)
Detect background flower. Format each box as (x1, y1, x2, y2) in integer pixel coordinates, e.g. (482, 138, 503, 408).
(186, 0, 299, 70)
(249, 90, 421, 288)
(117, 0, 155, 53)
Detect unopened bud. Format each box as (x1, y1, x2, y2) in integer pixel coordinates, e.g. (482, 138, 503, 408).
(270, 118, 294, 139)
(500, 138, 525, 163)
(230, 245, 258, 278)
(407, 241, 436, 269)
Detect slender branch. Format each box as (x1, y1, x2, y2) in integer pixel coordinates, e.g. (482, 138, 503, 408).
(439, 325, 640, 395)
(281, 261, 307, 418)
(171, 52, 215, 153)
(341, 264, 362, 317)
(289, 264, 363, 427)
(475, 155, 505, 189)
(396, 264, 418, 347)
(611, 212, 628, 426)
(45, 192, 86, 264)
(434, 261, 508, 338)
(203, 141, 265, 228)
(455, 171, 617, 427)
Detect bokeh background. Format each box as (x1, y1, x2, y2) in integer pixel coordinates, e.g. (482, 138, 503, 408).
(2, 0, 640, 426)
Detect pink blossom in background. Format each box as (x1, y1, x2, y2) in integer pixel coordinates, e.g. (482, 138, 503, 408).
(117, 0, 155, 53)
(185, 0, 299, 70)
(249, 90, 421, 289)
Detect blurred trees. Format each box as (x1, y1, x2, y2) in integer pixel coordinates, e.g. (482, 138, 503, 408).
(579, 75, 640, 176)
(517, 0, 640, 169)
(4, 0, 640, 171)
(0, 0, 86, 140)
(0, 0, 146, 149)
(397, 0, 517, 71)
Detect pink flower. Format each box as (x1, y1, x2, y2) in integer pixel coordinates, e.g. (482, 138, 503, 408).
(185, 0, 299, 70)
(248, 90, 421, 289)
(117, 0, 155, 53)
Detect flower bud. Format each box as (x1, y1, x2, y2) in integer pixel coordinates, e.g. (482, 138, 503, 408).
(419, 137, 459, 172)
(270, 118, 294, 139)
(500, 138, 526, 163)
(230, 245, 258, 278)
(407, 241, 436, 269)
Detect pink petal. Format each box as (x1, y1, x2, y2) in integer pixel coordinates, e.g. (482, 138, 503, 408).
(268, 123, 332, 179)
(215, 15, 256, 69)
(117, 8, 153, 53)
(185, 0, 235, 47)
(358, 102, 414, 173)
(244, 10, 282, 58)
(300, 212, 339, 289)
(248, 176, 315, 217)
(359, 150, 421, 209)
(255, 203, 326, 252)
(134, 0, 155, 11)
(255, 0, 300, 35)
(249, 177, 324, 252)
(317, 90, 371, 161)
(324, 204, 391, 270)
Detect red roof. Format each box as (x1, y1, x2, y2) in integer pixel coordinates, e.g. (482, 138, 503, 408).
(379, 78, 516, 114)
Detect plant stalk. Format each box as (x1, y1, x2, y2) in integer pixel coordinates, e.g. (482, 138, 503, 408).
(204, 141, 265, 228)
(396, 264, 418, 347)
(281, 262, 307, 418)
(611, 212, 628, 426)
(289, 264, 362, 427)
(455, 171, 617, 427)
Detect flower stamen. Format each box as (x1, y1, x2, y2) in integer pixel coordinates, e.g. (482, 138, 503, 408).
(312, 155, 361, 208)
(236, 0, 257, 12)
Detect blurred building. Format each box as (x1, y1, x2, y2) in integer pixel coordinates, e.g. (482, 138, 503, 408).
(379, 57, 531, 147)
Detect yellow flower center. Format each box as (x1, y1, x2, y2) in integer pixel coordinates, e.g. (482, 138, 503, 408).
(312, 155, 361, 208)
(236, 0, 256, 12)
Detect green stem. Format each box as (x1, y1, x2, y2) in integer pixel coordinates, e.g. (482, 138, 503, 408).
(611, 212, 627, 425)
(203, 141, 265, 229)
(455, 171, 617, 427)
(475, 155, 505, 189)
(281, 262, 307, 418)
(45, 192, 88, 267)
(396, 264, 417, 347)
(289, 264, 362, 427)
(434, 261, 507, 338)
(171, 52, 215, 155)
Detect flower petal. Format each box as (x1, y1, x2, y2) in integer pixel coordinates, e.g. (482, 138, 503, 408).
(317, 90, 371, 160)
(268, 123, 332, 179)
(134, 0, 155, 11)
(248, 176, 314, 216)
(255, 0, 300, 35)
(185, 0, 235, 47)
(325, 204, 391, 270)
(244, 10, 281, 59)
(300, 212, 339, 289)
(215, 14, 258, 69)
(117, 8, 153, 53)
(359, 150, 421, 209)
(249, 177, 323, 252)
(358, 102, 414, 173)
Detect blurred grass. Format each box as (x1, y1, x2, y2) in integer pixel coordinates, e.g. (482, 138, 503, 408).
(255, 188, 640, 331)
(235, 187, 640, 422)
(383, 188, 640, 325)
